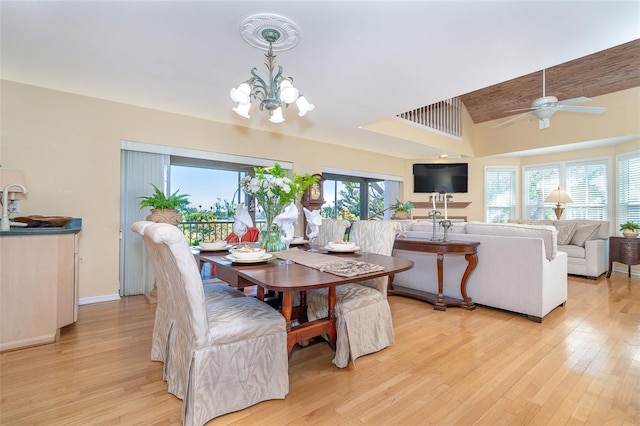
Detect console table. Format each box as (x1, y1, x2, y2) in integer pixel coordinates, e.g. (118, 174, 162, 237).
(607, 236, 640, 278)
(390, 239, 480, 311)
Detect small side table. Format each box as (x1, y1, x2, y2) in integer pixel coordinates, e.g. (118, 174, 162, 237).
(390, 239, 480, 310)
(606, 236, 640, 278)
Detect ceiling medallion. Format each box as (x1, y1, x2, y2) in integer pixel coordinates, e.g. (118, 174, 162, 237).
(240, 13, 301, 52)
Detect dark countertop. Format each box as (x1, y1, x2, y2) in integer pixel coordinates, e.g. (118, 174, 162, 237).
(0, 218, 82, 236)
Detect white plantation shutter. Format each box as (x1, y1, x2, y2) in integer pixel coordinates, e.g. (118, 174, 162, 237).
(565, 159, 609, 220)
(617, 150, 640, 227)
(523, 164, 560, 220)
(485, 166, 517, 223)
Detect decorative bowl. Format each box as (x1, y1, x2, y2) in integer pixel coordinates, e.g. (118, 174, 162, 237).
(328, 241, 356, 250)
(199, 240, 228, 249)
(230, 246, 266, 259)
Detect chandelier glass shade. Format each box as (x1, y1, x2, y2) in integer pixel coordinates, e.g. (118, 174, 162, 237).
(230, 27, 314, 123)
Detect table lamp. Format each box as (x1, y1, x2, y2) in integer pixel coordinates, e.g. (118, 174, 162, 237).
(545, 188, 572, 220)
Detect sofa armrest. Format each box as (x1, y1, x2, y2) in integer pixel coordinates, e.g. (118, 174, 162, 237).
(584, 238, 609, 278)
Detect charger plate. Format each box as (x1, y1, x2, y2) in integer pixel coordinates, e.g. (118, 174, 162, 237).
(223, 254, 274, 264)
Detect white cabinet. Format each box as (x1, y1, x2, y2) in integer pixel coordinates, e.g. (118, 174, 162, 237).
(0, 230, 80, 351)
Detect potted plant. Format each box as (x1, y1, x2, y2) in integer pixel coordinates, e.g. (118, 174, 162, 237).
(390, 199, 414, 220)
(138, 183, 190, 225)
(620, 221, 639, 237)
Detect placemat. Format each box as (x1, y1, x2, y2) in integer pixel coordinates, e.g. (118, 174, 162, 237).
(273, 249, 385, 277)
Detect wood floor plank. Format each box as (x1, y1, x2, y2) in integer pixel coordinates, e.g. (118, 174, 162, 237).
(1, 272, 639, 425)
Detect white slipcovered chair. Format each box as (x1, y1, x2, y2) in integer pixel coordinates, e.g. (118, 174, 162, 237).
(132, 221, 288, 425)
(305, 220, 400, 368)
(316, 218, 351, 246)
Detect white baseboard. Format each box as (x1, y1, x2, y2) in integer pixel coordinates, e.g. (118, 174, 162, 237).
(79, 293, 121, 305)
(612, 265, 640, 277)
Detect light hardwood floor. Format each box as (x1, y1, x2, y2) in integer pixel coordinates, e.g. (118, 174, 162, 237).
(1, 271, 639, 425)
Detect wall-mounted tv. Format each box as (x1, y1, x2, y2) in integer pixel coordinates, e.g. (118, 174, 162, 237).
(413, 163, 468, 193)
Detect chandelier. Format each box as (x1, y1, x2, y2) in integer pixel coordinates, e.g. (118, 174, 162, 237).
(230, 13, 314, 123)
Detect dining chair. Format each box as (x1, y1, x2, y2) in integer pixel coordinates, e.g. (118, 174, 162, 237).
(315, 218, 351, 247)
(132, 221, 288, 425)
(305, 220, 400, 368)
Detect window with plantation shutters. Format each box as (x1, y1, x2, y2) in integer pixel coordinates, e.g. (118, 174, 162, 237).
(523, 164, 560, 220)
(485, 166, 517, 223)
(617, 150, 640, 228)
(565, 159, 609, 220)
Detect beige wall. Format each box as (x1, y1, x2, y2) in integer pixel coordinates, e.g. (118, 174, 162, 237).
(0, 81, 405, 298)
(2, 80, 638, 298)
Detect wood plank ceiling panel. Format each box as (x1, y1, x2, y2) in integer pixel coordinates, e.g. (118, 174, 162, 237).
(459, 39, 640, 124)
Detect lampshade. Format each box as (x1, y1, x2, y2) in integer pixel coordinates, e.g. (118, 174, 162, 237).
(544, 189, 573, 204)
(232, 102, 251, 119)
(230, 83, 251, 105)
(296, 95, 315, 116)
(269, 107, 285, 123)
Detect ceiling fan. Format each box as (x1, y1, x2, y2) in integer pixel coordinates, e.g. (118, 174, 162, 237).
(495, 69, 607, 129)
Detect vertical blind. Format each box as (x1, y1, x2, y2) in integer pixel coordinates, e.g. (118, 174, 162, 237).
(617, 151, 640, 227)
(485, 166, 517, 223)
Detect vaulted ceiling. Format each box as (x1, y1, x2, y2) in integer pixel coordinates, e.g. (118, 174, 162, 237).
(460, 39, 640, 124)
(1, 1, 639, 159)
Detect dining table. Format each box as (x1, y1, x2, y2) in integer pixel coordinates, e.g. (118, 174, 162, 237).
(195, 247, 414, 355)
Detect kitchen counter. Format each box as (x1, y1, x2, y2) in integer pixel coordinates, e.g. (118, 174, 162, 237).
(1, 217, 82, 351)
(0, 218, 82, 236)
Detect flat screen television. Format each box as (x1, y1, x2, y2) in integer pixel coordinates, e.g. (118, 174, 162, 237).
(413, 163, 468, 193)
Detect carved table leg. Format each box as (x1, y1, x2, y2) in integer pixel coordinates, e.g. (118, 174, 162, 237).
(327, 286, 337, 350)
(434, 252, 446, 311)
(460, 253, 478, 310)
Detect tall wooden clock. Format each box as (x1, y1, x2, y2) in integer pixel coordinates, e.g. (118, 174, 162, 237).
(301, 174, 324, 233)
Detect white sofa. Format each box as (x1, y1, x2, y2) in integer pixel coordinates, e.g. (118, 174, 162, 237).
(510, 219, 610, 279)
(391, 221, 568, 322)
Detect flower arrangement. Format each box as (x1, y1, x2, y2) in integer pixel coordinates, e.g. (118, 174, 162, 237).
(240, 163, 318, 250)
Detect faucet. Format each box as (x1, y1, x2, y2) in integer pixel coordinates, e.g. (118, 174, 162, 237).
(1, 184, 27, 230)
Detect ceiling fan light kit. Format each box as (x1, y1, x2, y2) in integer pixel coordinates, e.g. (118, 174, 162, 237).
(495, 70, 606, 129)
(230, 13, 314, 123)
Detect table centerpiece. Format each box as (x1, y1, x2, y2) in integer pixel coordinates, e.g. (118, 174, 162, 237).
(240, 163, 318, 251)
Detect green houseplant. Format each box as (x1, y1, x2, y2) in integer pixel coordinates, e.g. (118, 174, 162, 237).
(138, 184, 190, 225)
(620, 221, 639, 237)
(390, 199, 414, 220)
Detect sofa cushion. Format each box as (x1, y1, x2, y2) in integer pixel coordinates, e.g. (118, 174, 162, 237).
(558, 244, 586, 259)
(570, 224, 600, 247)
(554, 220, 609, 239)
(556, 223, 577, 245)
(465, 222, 557, 260)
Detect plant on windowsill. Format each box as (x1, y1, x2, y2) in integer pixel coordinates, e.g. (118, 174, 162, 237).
(620, 221, 639, 238)
(138, 183, 191, 225)
(390, 199, 414, 220)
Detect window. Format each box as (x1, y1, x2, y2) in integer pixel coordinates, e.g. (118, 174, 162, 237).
(322, 174, 385, 220)
(523, 158, 611, 221)
(485, 166, 517, 223)
(523, 163, 560, 220)
(617, 150, 640, 227)
(565, 159, 609, 220)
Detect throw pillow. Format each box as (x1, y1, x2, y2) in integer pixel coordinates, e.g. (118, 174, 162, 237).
(556, 223, 577, 245)
(570, 224, 600, 247)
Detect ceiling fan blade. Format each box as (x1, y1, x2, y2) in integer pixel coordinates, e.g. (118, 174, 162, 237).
(504, 106, 536, 113)
(557, 105, 607, 114)
(494, 111, 533, 128)
(557, 96, 591, 105)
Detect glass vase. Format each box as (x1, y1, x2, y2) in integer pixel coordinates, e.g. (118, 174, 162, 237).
(260, 222, 286, 252)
